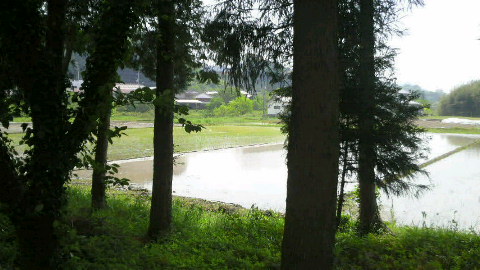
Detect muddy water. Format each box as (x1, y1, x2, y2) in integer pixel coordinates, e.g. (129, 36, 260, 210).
(75, 133, 480, 228)
(381, 142, 480, 230)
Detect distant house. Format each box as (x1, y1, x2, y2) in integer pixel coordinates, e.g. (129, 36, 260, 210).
(267, 97, 291, 116)
(176, 91, 199, 100)
(205, 91, 218, 96)
(194, 93, 214, 103)
(115, 83, 144, 94)
(176, 99, 206, 109)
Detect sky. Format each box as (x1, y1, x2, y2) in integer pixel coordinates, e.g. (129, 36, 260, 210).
(390, 0, 480, 92)
(203, 0, 480, 92)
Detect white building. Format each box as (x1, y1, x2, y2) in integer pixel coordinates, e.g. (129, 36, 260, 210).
(267, 97, 291, 116)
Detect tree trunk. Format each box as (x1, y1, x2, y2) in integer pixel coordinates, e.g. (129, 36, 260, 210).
(358, 0, 380, 234)
(281, 0, 340, 269)
(148, 0, 175, 239)
(15, 0, 67, 268)
(91, 97, 112, 210)
(336, 141, 349, 230)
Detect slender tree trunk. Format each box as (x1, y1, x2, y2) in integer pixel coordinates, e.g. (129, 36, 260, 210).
(358, 0, 380, 234)
(148, 0, 175, 239)
(281, 0, 340, 269)
(91, 96, 112, 210)
(62, 25, 76, 76)
(336, 141, 349, 229)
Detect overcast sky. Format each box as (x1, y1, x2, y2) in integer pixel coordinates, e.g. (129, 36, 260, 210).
(203, 0, 480, 92)
(390, 0, 480, 92)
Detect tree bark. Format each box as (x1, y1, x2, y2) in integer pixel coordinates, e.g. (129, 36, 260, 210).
(91, 96, 112, 210)
(336, 141, 349, 230)
(358, 0, 380, 234)
(15, 0, 68, 268)
(281, 0, 340, 269)
(0, 0, 135, 267)
(148, 0, 175, 239)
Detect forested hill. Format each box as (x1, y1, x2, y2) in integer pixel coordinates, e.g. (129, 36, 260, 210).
(68, 53, 156, 87)
(69, 54, 285, 93)
(401, 83, 445, 104)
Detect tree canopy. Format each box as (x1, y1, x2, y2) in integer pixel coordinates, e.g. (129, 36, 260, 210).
(438, 81, 480, 117)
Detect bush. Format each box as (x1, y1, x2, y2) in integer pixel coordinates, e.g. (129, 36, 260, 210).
(213, 97, 254, 117)
(206, 97, 224, 111)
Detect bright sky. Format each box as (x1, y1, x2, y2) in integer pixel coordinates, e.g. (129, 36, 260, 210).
(390, 0, 480, 92)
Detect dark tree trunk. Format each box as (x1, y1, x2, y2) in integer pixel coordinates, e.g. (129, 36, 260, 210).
(91, 97, 112, 210)
(281, 0, 340, 269)
(15, 0, 68, 268)
(358, 0, 380, 234)
(148, 0, 175, 239)
(0, 0, 136, 268)
(336, 141, 349, 230)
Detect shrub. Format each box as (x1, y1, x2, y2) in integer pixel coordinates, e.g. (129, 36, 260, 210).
(213, 97, 254, 117)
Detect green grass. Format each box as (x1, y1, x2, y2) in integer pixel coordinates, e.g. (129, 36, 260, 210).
(335, 228, 480, 269)
(60, 186, 284, 269)
(108, 125, 284, 160)
(111, 110, 281, 126)
(426, 128, 480, 134)
(8, 125, 285, 161)
(3, 186, 480, 269)
(421, 115, 480, 120)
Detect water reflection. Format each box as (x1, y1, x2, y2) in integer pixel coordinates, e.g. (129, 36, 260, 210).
(381, 143, 480, 230)
(75, 133, 480, 229)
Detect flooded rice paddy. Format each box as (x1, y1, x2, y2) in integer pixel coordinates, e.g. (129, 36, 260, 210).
(76, 133, 480, 230)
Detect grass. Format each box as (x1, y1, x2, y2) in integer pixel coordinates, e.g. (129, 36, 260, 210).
(108, 125, 284, 160)
(7, 125, 285, 161)
(2, 185, 480, 269)
(421, 115, 480, 120)
(426, 128, 480, 134)
(12, 110, 280, 126)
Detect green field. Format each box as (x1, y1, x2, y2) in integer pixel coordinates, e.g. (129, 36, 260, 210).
(109, 125, 284, 160)
(8, 125, 285, 161)
(425, 128, 480, 134)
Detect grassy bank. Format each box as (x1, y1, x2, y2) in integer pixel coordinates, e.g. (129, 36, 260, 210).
(9, 125, 285, 161)
(12, 110, 280, 127)
(426, 128, 480, 135)
(2, 185, 480, 269)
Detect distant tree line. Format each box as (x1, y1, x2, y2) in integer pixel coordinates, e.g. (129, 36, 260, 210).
(438, 81, 480, 117)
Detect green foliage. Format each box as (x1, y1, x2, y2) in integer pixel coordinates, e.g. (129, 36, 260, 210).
(335, 227, 480, 269)
(439, 81, 480, 117)
(60, 187, 283, 269)
(214, 97, 254, 117)
(3, 187, 480, 269)
(0, 212, 17, 267)
(206, 96, 224, 110)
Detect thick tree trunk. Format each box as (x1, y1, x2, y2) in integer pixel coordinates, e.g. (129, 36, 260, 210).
(281, 0, 340, 269)
(358, 0, 380, 234)
(91, 98, 112, 210)
(148, 0, 175, 239)
(15, 0, 67, 268)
